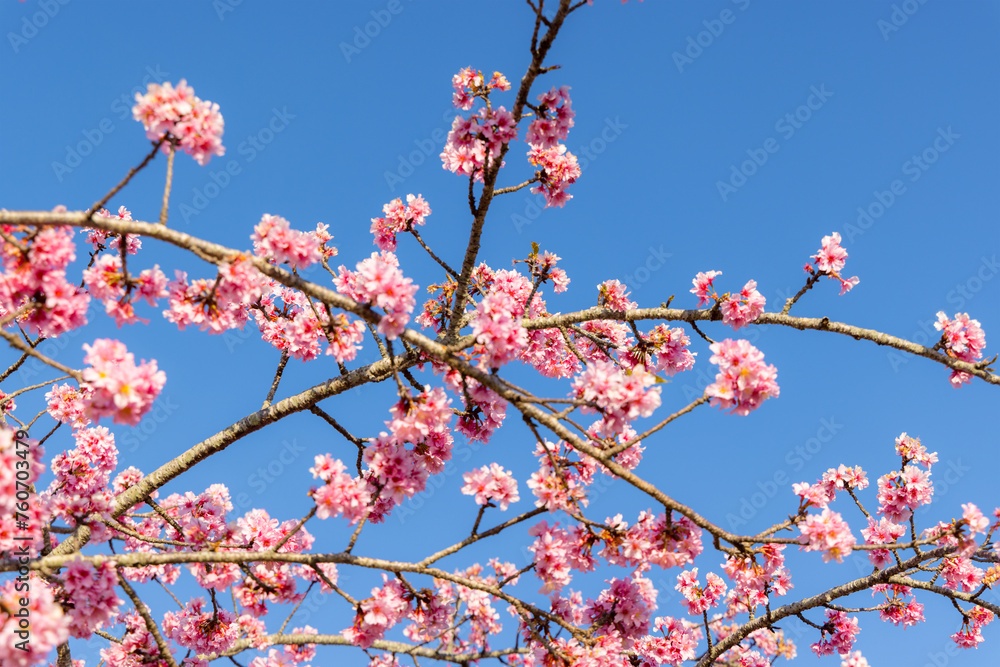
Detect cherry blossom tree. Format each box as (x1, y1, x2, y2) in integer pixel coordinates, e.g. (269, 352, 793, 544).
(1, 2, 998, 666)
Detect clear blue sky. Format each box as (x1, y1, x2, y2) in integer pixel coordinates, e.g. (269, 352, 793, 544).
(2, 1, 1000, 665)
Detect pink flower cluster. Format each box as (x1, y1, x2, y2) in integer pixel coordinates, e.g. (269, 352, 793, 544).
(472, 291, 528, 368)
(602, 511, 704, 570)
(58, 560, 120, 638)
(362, 387, 454, 518)
(798, 508, 856, 563)
(522, 249, 570, 294)
(675, 568, 727, 615)
(343, 576, 412, 649)
(441, 105, 518, 179)
(586, 574, 657, 644)
(526, 86, 575, 148)
(705, 339, 779, 415)
(793, 464, 868, 509)
(251, 214, 324, 270)
(861, 517, 907, 569)
(877, 464, 933, 524)
(461, 462, 520, 510)
(451, 67, 511, 110)
(0, 225, 89, 337)
(83, 253, 167, 326)
(310, 454, 372, 524)
(934, 311, 986, 387)
(871, 584, 924, 627)
(163, 598, 240, 655)
(80, 338, 166, 426)
(527, 439, 595, 513)
(720, 280, 766, 330)
(0, 428, 47, 556)
(895, 432, 938, 467)
(805, 232, 859, 294)
(952, 606, 994, 649)
(132, 79, 225, 165)
(598, 279, 637, 311)
(527, 520, 594, 593)
(572, 360, 661, 437)
(438, 365, 508, 443)
(627, 324, 696, 376)
(335, 251, 417, 338)
(810, 609, 860, 657)
(45, 426, 118, 535)
(527, 143, 581, 207)
(370, 194, 431, 251)
(691, 270, 723, 307)
(87, 206, 142, 254)
(634, 616, 699, 665)
(723, 544, 791, 613)
(252, 281, 365, 363)
(841, 651, 870, 667)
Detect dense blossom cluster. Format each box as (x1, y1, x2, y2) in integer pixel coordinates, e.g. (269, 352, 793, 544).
(132, 79, 225, 165)
(461, 462, 520, 510)
(810, 609, 860, 657)
(335, 251, 417, 338)
(934, 311, 987, 387)
(526, 86, 575, 148)
(571, 360, 661, 437)
(0, 224, 89, 337)
(80, 338, 166, 425)
(251, 214, 324, 270)
(705, 339, 779, 415)
(472, 290, 529, 368)
(527, 143, 581, 207)
(797, 508, 856, 562)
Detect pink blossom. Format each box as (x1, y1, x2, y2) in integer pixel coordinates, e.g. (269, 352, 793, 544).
(934, 311, 987, 387)
(675, 568, 727, 615)
(877, 465, 933, 523)
(527, 143, 581, 207)
(163, 597, 240, 654)
(133, 79, 225, 165)
(88, 206, 142, 254)
(80, 338, 166, 426)
(370, 194, 431, 251)
(720, 279, 766, 330)
(941, 557, 984, 593)
(310, 455, 372, 524)
(598, 279, 637, 311)
(810, 609, 860, 656)
(690, 270, 722, 307)
(705, 339, 780, 415)
(336, 251, 417, 339)
(806, 232, 859, 295)
(526, 86, 575, 148)
(251, 213, 323, 270)
(462, 463, 520, 510)
(571, 360, 661, 437)
(472, 291, 528, 368)
(58, 560, 121, 638)
(841, 651, 870, 667)
(798, 508, 856, 563)
(586, 574, 657, 644)
(895, 432, 938, 468)
(861, 517, 906, 569)
(635, 616, 698, 665)
(343, 576, 411, 649)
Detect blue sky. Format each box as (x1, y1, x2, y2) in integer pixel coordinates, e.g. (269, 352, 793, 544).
(2, 1, 1000, 665)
